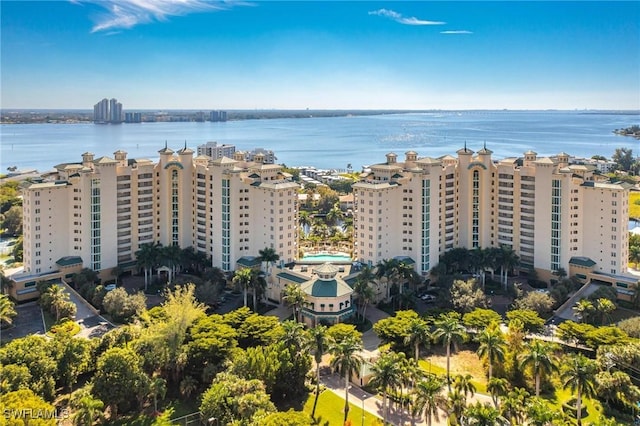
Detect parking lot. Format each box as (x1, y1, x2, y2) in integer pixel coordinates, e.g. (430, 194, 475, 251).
(1, 301, 45, 342)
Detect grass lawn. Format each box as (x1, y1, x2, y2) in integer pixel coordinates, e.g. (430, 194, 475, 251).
(42, 310, 56, 331)
(303, 389, 382, 426)
(630, 191, 640, 220)
(550, 387, 603, 424)
(419, 350, 488, 394)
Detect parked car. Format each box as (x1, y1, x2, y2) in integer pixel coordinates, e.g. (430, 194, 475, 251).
(105, 284, 116, 291)
(421, 294, 436, 301)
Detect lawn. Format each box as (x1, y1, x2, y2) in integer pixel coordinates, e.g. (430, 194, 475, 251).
(303, 389, 382, 426)
(630, 191, 640, 220)
(419, 350, 488, 394)
(550, 386, 603, 424)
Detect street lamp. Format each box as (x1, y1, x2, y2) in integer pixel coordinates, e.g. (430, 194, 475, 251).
(361, 394, 367, 426)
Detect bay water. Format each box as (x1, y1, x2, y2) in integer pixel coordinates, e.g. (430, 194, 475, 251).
(1, 110, 638, 173)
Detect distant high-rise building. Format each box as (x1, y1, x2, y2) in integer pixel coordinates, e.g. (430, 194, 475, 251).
(209, 110, 228, 122)
(93, 98, 123, 124)
(93, 98, 109, 123)
(124, 112, 142, 123)
(197, 141, 236, 159)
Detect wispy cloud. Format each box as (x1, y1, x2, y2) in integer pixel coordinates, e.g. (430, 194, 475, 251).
(368, 9, 445, 26)
(440, 30, 473, 35)
(84, 0, 249, 33)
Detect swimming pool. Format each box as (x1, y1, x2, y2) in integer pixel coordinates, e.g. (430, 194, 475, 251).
(301, 252, 353, 263)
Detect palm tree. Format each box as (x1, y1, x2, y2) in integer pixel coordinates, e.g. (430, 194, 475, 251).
(258, 246, 280, 279)
(447, 389, 467, 425)
(71, 393, 104, 426)
(160, 244, 182, 283)
(110, 266, 123, 286)
(326, 202, 344, 227)
(560, 353, 597, 426)
(299, 211, 311, 237)
(250, 271, 266, 312)
(308, 325, 327, 420)
(136, 242, 161, 290)
(573, 299, 595, 324)
(476, 323, 506, 380)
(328, 335, 364, 424)
(499, 245, 519, 289)
(413, 374, 446, 426)
(283, 283, 306, 323)
(0, 270, 16, 295)
(487, 377, 508, 408)
(45, 284, 68, 321)
(453, 373, 476, 401)
(369, 350, 403, 425)
(518, 339, 558, 397)
(149, 376, 167, 412)
(376, 258, 401, 300)
(354, 265, 376, 320)
(594, 298, 616, 325)
(0, 294, 17, 326)
(500, 387, 529, 425)
(463, 401, 507, 426)
(432, 314, 467, 389)
(404, 317, 431, 361)
(629, 245, 640, 269)
(232, 267, 253, 307)
(179, 376, 198, 399)
(281, 320, 306, 354)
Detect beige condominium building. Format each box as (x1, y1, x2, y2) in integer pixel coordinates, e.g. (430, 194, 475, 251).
(353, 146, 633, 291)
(13, 145, 298, 301)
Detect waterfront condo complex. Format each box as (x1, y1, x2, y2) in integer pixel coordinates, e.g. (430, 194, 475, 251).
(10, 144, 636, 303)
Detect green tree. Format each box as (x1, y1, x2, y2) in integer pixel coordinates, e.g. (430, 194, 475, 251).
(413, 374, 446, 426)
(500, 387, 530, 425)
(283, 283, 306, 322)
(51, 331, 93, 391)
(308, 325, 327, 420)
(0, 293, 17, 325)
(0, 363, 31, 394)
(328, 334, 364, 424)
(560, 353, 597, 426)
(135, 242, 161, 290)
(519, 339, 557, 397)
(463, 401, 506, 426)
(432, 313, 467, 388)
(453, 373, 476, 400)
(373, 309, 422, 353)
(487, 377, 508, 409)
(70, 387, 104, 426)
(450, 279, 488, 313)
(476, 323, 506, 380)
(258, 246, 280, 278)
(506, 309, 545, 333)
(1, 205, 22, 236)
(463, 308, 502, 332)
(515, 291, 555, 315)
(593, 297, 616, 326)
(233, 267, 254, 308)
(0, 389, 57, 426)
(0, 335, 56, 400)
(92, 347, 150, 419)
(404, 316, 431, 361)
(354, 265, 376, 320)
(200, 373, 275, 426)
(612, 147, 634, 171)
(573, 299, 595, 323)
(256, 410, 313, 426)
(370, 350, 403, 424)
(148, 376, 167, 413)
(102, 287, 146, 323)
(595, 370, 640, 411)
(40, 284, 70, 322)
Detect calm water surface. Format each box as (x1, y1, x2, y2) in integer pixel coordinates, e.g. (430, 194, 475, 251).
(1, 111, 638, 172)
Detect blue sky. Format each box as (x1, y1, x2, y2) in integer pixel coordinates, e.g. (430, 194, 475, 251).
(1, 1, 639, 110)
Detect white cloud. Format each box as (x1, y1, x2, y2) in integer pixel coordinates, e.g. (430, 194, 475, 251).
(440, 30, 473, 35)
(368, 9, 445, 26)
(84, 0, 248, 33)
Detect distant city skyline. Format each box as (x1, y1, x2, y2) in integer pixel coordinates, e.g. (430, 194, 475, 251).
(1, 1, 639, 110)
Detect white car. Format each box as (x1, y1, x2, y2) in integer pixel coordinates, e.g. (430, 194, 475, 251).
(105, 284, 116, 291)
(421, 294, 436, 301)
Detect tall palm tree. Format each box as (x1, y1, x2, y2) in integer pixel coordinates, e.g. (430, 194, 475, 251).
(413, 374, 446, 426)
(0, 294, 17, 326)
(499, 245, 519, 289)
(463, 401, 507, 426)
(283, 283, 306, 323)
(376, 258, 401, 300)
(432, 314, 467, 389)
(135, 242, 161, 290)
(447, 389, 467, 425)
(281, 320, 306, 354)
(404, 317, 431, 361)
(573, 299, 595, 324)
(161, 244, 182, 282)
(299, 211, 311, 237)
(45, 284, 68, 321)
(487, 377, 508, 409)
(518, 339, 558, 397)
(354, 265, 376, 320)
(249, 270, 266, 312)
(476, 323, 506, 380)
(232, 267, 253, 307)
(258, 247, 280, 279)
(560, 353, 597, 426)
(71, 393, 104, 425)
(308, 325, 327, 420)
(369, 350, 403, 425)
(325, 202, 344, 227)
(328, 335, 364, 424)
(500, 387, 529, 425)
(594, 298, 616, 325)
(453, 373, 476, 401)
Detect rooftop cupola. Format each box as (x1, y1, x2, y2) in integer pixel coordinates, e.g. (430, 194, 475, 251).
(313, 263, 339, 280)
(81, 152, 94, 167)
(386, 152, 397, 164)
(254, 153, 265, 163)
(234, 151, 246, 161)
(405, 151, 418, 162)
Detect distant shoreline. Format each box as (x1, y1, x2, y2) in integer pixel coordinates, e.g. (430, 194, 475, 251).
(2, 109, 639, 125)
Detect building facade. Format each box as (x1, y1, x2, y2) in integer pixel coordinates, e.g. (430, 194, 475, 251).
(17, 146, 299, 293)
(353, 147, 632, 282)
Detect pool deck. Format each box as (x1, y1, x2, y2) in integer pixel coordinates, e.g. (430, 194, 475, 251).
(300, 251, 354, 264)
